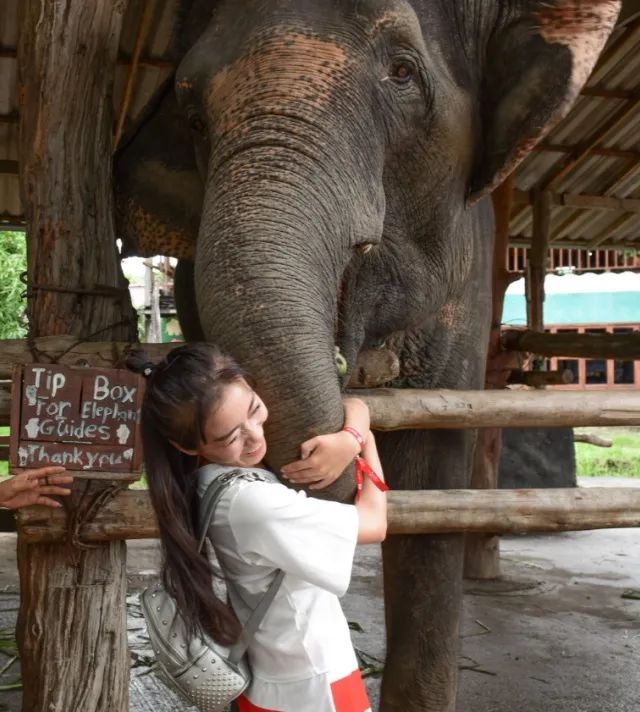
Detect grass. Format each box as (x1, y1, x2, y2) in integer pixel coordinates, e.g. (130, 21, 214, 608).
(575, 427, 640, 478)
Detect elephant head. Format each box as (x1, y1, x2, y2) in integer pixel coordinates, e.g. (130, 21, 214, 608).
(133, 0, 614, 497)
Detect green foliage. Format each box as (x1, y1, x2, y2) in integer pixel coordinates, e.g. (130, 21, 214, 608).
(575, 428, 640, 477)
(0, 231, 27, 339)
(0, 427, 8, 476)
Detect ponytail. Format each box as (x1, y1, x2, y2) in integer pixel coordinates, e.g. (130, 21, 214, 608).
(127, 344, 249, 644)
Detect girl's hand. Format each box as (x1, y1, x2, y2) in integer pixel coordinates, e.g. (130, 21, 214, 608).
(281, 431, 360, 490)
(0, 466, 73, 510)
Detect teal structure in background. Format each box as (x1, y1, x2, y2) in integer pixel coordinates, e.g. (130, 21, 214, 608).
(502, 273, 640, 327)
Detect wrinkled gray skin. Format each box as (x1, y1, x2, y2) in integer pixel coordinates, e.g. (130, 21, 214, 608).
(115, 1, 618, 708)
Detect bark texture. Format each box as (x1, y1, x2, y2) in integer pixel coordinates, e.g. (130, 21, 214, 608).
(17, 1, 133, 710)
(18, 0, 135, 340)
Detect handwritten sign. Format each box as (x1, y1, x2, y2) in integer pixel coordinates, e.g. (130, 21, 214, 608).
(9, 364, 145, 476)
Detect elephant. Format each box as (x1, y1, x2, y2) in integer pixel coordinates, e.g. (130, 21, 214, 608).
(115, 1, 619, 709)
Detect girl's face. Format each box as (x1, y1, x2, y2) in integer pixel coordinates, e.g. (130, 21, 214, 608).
(196, 379, 268, 468)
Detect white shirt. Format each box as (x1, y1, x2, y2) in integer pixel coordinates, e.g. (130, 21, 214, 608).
(197, 465, 370, 712)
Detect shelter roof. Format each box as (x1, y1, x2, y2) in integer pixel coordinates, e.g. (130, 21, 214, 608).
(1, 0, 639, 253)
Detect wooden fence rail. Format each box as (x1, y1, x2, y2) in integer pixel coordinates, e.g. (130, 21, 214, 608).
(16, 487, 640, 544)
(3, 383, 640, 430)
(503, 328, 640, 359)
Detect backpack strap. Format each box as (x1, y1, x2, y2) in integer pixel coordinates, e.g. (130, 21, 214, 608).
(197, 466, 243, 553)
(196, 464, 285, 663)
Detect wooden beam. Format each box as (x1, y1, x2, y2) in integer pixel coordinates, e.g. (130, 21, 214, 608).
(541, 93, 640, 191)
(580, 87, 635, 100)
(513, 190, 640, 214)
(0, 45, 173, 68)
(526, 190, 551, 331)
(0, 338, 397, 384)
(363, 388, 640, 430)
(16, 487, 640, 543)
(574, 433, 612, 447)
(507, 369, 574, 387)
(3, 382, 640, 431)
(601, 159, 640, 197)
(588, 213, 636, 249)
(508, 236, 640, 251)
(0, 337, 172, 379)
(533, 143, 640, 161)
(113, 0, 155, 149)
(502, 329, 640, 360)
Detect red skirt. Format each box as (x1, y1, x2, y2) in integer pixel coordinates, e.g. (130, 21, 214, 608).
(237, 669, 371, 712)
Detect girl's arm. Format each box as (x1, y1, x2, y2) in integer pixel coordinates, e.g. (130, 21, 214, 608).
(281, 397, 370, 490)
(354, 431, 387, 544)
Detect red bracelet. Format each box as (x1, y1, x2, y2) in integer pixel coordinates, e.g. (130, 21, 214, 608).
(342, 426, 364, 451)
(354, 456, 389, 500)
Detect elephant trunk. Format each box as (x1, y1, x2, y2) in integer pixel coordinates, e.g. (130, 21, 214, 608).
(196, 145, 357, 500)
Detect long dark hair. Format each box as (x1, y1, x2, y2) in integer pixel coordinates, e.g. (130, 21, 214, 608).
(127, 342, 252, 644)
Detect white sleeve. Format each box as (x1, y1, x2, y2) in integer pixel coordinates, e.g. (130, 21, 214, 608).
(228, 481, 359, 596)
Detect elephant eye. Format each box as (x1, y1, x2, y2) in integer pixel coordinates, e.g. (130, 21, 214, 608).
(389, 59, 415, 84)
(188, 113, 207, 135)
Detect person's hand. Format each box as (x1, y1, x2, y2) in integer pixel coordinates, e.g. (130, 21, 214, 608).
(281, 431, 360, 490)
(0, 466, 73, 510)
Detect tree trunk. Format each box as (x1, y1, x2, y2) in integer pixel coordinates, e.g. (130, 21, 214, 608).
(18, 0, 135, 341)
(17, 2, 135, 710)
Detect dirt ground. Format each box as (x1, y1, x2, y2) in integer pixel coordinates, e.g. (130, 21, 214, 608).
(0, 477, 638, 712)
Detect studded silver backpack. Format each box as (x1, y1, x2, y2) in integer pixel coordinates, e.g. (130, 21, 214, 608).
(141, 468, 284, 711)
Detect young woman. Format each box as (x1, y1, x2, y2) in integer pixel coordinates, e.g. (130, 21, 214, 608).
(129, 342, 387, 712)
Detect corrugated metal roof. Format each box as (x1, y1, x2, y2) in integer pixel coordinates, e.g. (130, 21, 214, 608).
(0, 1, 639, 251)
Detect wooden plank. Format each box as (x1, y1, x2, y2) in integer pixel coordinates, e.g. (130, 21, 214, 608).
(16, 487, 640, 543)
(507, 369, 574, 387)
(541, 95, 640, 191)
(588, 212, 636, 249)
(0, 338, 398, 387)
(502, 329, 640, 360)
(363, 388, 640, 430)
(533, 143, 640, 160)
(113, 0, 155, 148)
(0, 337, 172, 379)
(4, 381, 640, 430)
(10, 364, 144, 475)
(513, 190, 640, 214)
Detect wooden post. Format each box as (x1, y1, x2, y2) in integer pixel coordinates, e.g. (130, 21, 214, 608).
(526, 189, 551, 332)
(17, 2, 135, 711)
(464, 176, 517, 580)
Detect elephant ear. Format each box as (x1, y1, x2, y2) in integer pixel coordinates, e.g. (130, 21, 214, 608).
(114, 85, 203, 259)
(468, 0, 621, 204)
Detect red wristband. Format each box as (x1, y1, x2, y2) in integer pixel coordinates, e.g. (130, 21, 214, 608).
(342, 426, 364, 451)
(354, 456, 389, 500)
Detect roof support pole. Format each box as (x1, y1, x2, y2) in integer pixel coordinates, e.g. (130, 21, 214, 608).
(526, 189, 551, 332)
(16, 2, 136, 710)
(464, 175, 517, 580)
